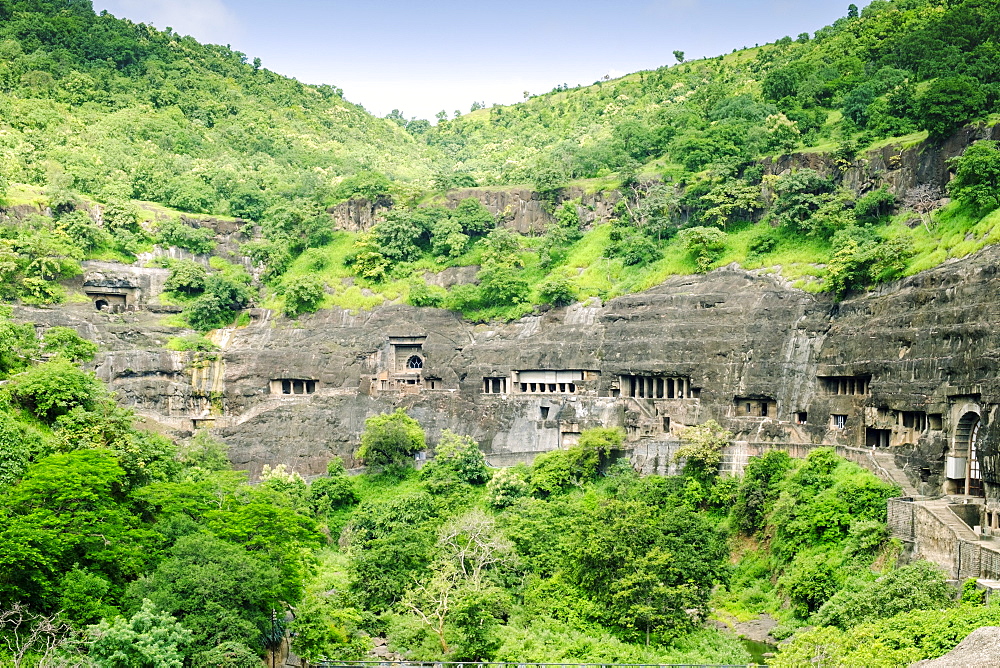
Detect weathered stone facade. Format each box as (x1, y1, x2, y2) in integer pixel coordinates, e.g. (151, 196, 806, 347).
(14, 241, 1000, 515)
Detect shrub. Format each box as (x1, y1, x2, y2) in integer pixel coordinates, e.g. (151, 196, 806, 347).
(485, 465, 530, 509)
(156, 217, 216, 255)
(854, 187, 897, 223)
(947, 140, 1000, 213)
(421, 430, 490, 490)
(812, 561, 953, 629)
(537, 275, 577, 306)
(41, 326, 98, 362)
(779, 551, 841, 617)
(678, 226, 726, 272)
(10, 358, 103, 422)
(529, 449, 574, 497)
(476, 264, 529, 307)
(610, 230, 661, 266)
(165, 333, 219, 352)
(407, 281, 447, 308)
(87, 599, 191, 668)
(164, 260, 208, 296)
(356, 409, 426, 468)
(283, 275, 325, 318)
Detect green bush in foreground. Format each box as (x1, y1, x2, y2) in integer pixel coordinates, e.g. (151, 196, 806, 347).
(773, 603, 1000, 668)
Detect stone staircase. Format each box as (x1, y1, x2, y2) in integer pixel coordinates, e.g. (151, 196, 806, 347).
(921, 498, 981, 543)
(869, 449, 919, 497)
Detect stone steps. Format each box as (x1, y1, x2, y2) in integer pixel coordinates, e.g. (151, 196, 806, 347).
(870, 449, 920, 497)
(922, 498, 980, 542)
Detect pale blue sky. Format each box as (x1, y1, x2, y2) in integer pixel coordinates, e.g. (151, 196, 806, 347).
(92, 1, 869, 121)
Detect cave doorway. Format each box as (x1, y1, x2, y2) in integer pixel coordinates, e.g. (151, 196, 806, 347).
(953, 411, 985, 497)
(95, 299, 109, 311)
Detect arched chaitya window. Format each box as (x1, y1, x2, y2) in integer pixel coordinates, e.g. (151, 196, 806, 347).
(407, 355, 423, 369)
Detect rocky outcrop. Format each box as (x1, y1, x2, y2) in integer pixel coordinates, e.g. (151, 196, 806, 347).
(0, 242, 981, 491)
(766, 122, 1000, 201)
(328, 197, 391, 233)
(10, 240, 1000, 502)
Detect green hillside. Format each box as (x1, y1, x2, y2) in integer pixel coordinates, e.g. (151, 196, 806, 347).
(0, 0, 431, 215)
(423, 0, 998, 186)
(4, 0, 1000, 325)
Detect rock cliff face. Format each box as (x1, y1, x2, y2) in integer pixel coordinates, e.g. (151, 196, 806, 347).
(16, 242, 1000, 509)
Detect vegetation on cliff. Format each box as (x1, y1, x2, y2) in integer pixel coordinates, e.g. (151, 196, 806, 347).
(0, 311, 992, 665)
(2, 1, 1000, 322)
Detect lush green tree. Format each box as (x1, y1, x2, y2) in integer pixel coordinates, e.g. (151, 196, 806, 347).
(813, 561, 953, 629)
(156, 218, 216, 255)
(565, 499, 727, 642)
(371, 210, 429, 262)
(678, 226, 727, 273)
(567, 427, 625, 480)
(291, 592, 368, 662)
(164, 260, 208, 296)
(0, 408, 46, 486)
(0, 449, 148, 610)
(400, 510, 513, 659)
(917, 76, 987, 140)
(10, 357, 103, 422)
(127, 532, 285, 650)
(0, 307, 40, 376)
(59, 565, 119, 628)
(420, 430, 490, 492)
(40, 326, 97, 362)
(484, 465, 530, 510)
(768, 169, 837, 235)
(356, 408, 426, 468)
(732, 450, 792, 535)
(537, 274, 577, 306)
(854, 187, 896, 223)
(674, 420, 732, 480)
(825, 227, 913, 298)
(948, 140, 1000, 212)
(282, 274, 325, 318)
(87, 598, 191, 668)
(333, 170, 393, 203)
(476, 263, 530, 308)
(528, 449, 576, 497)
(451, 198, 496, 235)
(190, 641, 261, 668)
(346, 491, 441, 611)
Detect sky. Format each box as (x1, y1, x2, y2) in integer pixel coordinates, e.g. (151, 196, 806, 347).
(91, 0, 869, 122)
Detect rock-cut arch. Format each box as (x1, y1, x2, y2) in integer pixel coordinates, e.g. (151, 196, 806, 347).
(407, 355, 423, 369)
(954, 411, 984, 496)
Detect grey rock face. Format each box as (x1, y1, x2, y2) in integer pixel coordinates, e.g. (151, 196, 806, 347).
(13, 243, 1000, 503)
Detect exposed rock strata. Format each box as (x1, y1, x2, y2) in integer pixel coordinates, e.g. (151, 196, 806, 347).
(13, 243, 1000, 508)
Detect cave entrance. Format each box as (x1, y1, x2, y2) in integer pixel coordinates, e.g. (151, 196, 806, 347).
(95, 299, 109, 311)
(949, 411, 984, 497)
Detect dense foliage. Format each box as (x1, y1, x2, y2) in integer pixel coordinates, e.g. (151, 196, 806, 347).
(0, 1, 998, 322)
(0, 303, 993, 665)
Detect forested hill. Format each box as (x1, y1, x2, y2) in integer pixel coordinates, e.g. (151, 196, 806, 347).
(4, 0, 1000, 325)
(425, 0, 1000, 186)
(0, 0, 431, 218)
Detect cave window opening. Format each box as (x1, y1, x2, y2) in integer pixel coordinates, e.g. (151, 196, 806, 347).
(95, 299, 109, 311)
(796, 412, 808, 425)
(832, 414, 847, 429)
(540, 406, 550, 419)
(407, 355, 423, 369)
